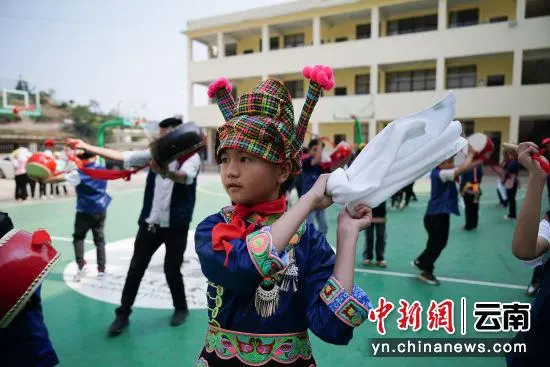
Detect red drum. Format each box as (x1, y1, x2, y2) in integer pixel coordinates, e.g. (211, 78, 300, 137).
(467, 133, 494, 161)
(26, 152, 57, 179)
(330, 141, 353, 167)
(0, 229, 59, 328)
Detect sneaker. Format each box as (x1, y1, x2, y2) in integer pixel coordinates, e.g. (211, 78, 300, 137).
(376, 260, 387, 268)
(108, 315, 129, 336)
(411, 259, 423, 271)
(362, 259, 373, 266)
(504, 215, 515, 220)
(525, 283, 539, 297)
(97, 271, 106, 280)
(73, 267, 87, 282)
(419, 272, 440, 285)
(170, 309, 189, 326)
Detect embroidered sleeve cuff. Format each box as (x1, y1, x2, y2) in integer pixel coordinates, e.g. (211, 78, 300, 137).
(320, 275, 372, 328)
(246, 226, 288, 278)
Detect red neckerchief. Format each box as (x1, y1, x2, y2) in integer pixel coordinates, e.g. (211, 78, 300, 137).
(212, 195, 286, 266)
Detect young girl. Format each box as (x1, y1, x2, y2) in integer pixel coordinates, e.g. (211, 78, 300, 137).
(194, 66, 373, 366)
(508, 142, 549, 366)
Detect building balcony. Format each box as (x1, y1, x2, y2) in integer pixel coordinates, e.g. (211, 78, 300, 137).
(187, 16, 550, 83)
(190, 84, 550, 127)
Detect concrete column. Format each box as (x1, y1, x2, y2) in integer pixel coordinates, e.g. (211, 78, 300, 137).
(186, 82, 193, 118)
(509, 115, 520, 144)
(312, 121, 320, 135)
(262, 24, 269, 52)
(187, 37, 193, 62)
(370, 64, 378, 94)
(513, 49, 523, 87)
(436, 56, 445, 91)
(371, 7, 379, 39)
(369, 119, 377, 141)
(207, 128, 215, 164)
(516, 0, 526, 21)
(438, 0, 447, 31)
(313, 17, 321, 46)
(217, 32, 225, 58)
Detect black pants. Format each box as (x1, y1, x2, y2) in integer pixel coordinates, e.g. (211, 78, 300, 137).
(73, 211, 107, 271)
(116, 224, 189, 316)
(391, 190, 403, 207)
(531, 265, 544, 286)
(28, 178, 36, 198)
(364, 223, 386, 261)
(14, 174, 28, 200)
(416, 214, 450, 274)
(404, 182, 416, 205)
(507, 183, 518, 218)
(463, 193, 479, 230)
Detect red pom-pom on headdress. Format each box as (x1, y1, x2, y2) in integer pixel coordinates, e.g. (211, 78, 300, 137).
(302, 65, 335, 91)
(44, 139, 56, 148)
(207, 78, 233, 98)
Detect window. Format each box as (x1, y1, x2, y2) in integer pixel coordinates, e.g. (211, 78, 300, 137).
(243, 49, 253, 54)
(522, 58, 550, 85)
(487, 74, 505, 86)
(335, 37, 348, 43)
(284, 80, 304, 98)
(259, 37, 280, 51)
(462, 120, 475, 136)
(270, 36, 280, 50)
(284, 33, 305, 48)
(387, 14, 437, 35)
(447, 65, 477, 88)
(449, 9, 479, 28)
(526, 0, 550, 18)
(224, 43, 237, 56)
(356, 23, 371, 39)
(386, 69, 436, 93)
(334, 87, 347, 96)
(490, 16, 508, 23)
(355, 74, 370, 94)
(334, 134, 347, 145)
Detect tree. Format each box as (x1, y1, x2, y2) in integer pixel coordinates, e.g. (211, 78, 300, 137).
(15, 78, 29, 92)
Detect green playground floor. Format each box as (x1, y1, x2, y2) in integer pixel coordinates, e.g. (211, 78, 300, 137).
(3, 175, 545, 366)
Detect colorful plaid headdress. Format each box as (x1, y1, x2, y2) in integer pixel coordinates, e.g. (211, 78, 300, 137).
(208, 65, 335, 174)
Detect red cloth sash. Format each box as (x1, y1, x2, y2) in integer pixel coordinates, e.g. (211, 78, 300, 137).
(212, 196, 286, 266)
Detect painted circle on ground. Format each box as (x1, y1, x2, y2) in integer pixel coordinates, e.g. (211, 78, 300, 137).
(63, 230, 208, 309)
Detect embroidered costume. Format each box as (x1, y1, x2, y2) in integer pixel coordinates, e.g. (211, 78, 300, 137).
(195, 66, 372, 366)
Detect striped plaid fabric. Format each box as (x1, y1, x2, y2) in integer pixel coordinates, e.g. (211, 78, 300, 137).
(214, 87, 237, 122)
(216, 79, 305, 174)
(216, 78, 326, 174)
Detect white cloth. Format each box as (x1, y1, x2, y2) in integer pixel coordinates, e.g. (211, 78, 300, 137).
(326, 91, 467, 216)
(524, 220, 550, 268)
(123, 150, 201, 227)
(497, 180, 507, 201)
(64, 170, 81, 186)
(439, 169, 457, 183)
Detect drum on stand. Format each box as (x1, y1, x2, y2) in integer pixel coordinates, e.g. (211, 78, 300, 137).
(25, 152, 57, 180)
(467, 133, 494, 162)
(0, 229, 59, 328)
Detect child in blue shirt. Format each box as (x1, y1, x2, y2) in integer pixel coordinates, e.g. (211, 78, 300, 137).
(413, 147, 482, 284)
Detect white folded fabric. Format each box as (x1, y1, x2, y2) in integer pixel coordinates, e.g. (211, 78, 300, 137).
(326, 91, 468, 216)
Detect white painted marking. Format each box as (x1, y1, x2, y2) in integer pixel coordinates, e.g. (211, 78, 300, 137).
(63, 231, 208, 310)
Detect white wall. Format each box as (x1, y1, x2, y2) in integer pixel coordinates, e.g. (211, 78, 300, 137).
(190, 85, 550, 127)
(187, 17, 550, 83)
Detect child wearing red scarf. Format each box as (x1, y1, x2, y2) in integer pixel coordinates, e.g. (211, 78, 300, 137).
(194, 66, 373, 367)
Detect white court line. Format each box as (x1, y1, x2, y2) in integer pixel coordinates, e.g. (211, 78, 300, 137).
(328, 245, 523, 290)
(51, 236, 93, 245)
(52, 235, 525, 290)
(354, 267, 525, 290)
